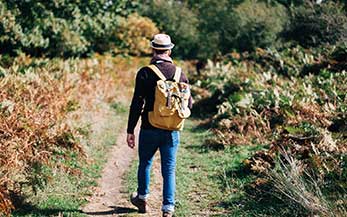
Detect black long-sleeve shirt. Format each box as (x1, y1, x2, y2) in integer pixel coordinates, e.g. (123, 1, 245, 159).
(127, 57, 192, 134)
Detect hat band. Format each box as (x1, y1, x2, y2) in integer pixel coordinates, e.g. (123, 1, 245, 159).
(152, 42, 172, 49)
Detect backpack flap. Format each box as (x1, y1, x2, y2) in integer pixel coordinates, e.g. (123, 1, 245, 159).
(156, 80, 176, 116)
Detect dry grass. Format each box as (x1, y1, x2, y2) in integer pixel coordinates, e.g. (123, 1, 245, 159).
(268, 148, 331, 216)
(0, 69, 79, 212)
(0, 54, 145, 215)
(267, 144, 347, 216)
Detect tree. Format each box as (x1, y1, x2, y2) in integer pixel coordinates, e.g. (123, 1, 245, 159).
(283, 1, 347, 47)
(138, 0, 200, 59)
(0, 0, 138, 56)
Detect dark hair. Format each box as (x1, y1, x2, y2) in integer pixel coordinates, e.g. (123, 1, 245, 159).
(153, 49, 170, 55)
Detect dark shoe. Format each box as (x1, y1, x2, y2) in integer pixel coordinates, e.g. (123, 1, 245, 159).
(162, 211, 174, 217)
(130, 193, 147, 213)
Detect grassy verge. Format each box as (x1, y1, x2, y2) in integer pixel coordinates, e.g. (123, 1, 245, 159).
(12, 105, 128, 217)
(175, 120, 264, 217)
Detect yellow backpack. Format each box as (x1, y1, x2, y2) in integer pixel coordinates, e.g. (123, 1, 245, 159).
(147, 64, 191, 131)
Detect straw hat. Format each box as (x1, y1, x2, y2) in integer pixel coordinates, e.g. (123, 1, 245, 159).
(150, 34, 175, 50)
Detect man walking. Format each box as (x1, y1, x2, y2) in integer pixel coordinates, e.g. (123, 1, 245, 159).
(126, 34, 192, 217)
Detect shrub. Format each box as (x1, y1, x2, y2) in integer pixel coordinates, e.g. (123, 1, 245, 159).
(192, 44, 347, 215)
(231, 0, 288, 51)
(0, 67, 79, 213)
(284, 1, 347, 47)
(115, 13, 159, 56)
(262, 126, 347, 216)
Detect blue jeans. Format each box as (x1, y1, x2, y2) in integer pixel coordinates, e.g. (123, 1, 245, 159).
(137, 129, 180, 212)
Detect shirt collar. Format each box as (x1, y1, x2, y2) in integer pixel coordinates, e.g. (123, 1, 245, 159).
(150, 54, 173, 64)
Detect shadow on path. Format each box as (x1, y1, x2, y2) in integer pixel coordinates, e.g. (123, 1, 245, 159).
(14, 204, 137, 216)
(13, 204, 83, 216)
(83, 206, 137, 216)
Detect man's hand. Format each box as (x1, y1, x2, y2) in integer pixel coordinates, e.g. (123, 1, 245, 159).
(127, 134, 135, 149)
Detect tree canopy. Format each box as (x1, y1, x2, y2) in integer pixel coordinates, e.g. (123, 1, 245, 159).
(1, 0, 346, 59)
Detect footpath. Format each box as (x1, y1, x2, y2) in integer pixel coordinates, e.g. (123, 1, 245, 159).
(82, 127, 164, 217)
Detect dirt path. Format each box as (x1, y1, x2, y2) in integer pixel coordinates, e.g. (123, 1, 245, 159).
(81, 127, 163, 216)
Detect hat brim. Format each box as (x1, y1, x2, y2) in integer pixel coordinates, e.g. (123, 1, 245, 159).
(150, 41, 174, 50)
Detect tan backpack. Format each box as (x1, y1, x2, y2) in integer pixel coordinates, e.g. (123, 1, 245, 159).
(147, 64, 191, 131)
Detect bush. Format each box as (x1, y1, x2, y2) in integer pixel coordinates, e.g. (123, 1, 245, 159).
(284, 1, 347, 47)
(231, 0, 288, 51)
(115, 13, 159, 56)
(0, 65, 79, 213)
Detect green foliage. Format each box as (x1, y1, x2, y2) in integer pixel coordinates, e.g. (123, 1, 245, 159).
(231, 0, 288, 51)
(331, 43, 347, 62)
(273, 0, 305, 7)
(0, 0, 138, 56)
(2, 0, 346, 59)
(284, 121, 320, 137)
(139, 0, 200, 59)
(140, 0, 287, 58)
(192, 44, 347, 146)
(284, 1, 347, 47)
(191, 44, 347, 216)
(191, 0, 240, 59)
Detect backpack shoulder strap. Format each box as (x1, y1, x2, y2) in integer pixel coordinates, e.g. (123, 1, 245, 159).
(174, 67, 182, 82)
(147, 64, 166, 81)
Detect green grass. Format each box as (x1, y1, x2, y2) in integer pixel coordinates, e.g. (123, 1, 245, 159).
(12, 106, 128, 217)
(175, 120, 264, 217)
(126, 119, 324, 217)
(125, 158, 139, 198)
(124, 120, 264, 216)
(177, 121, 310, 217)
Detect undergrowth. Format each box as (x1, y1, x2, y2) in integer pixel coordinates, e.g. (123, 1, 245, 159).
(191, 44, 347, 216)
(0, 54, 142, 216)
